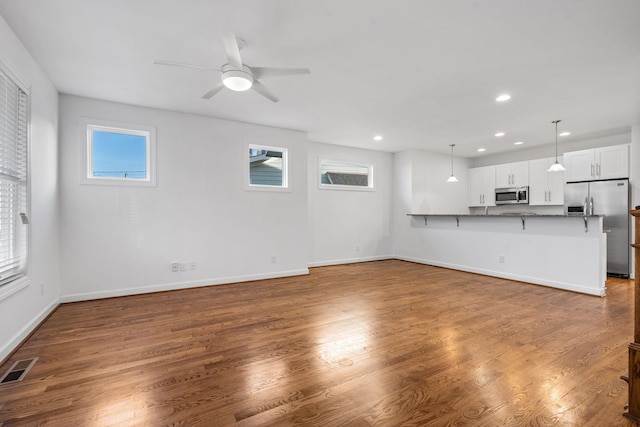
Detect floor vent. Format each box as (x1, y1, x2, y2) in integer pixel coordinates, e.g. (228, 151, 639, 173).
(0, 357, 38, 385)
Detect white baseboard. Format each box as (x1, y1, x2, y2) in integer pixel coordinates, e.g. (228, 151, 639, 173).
(395, 255, 606, 297)
(308, 255, 393, 268)
(0, 297, 60, 362)
(3, 256, 608, 362)
(60, 268, 310, 303)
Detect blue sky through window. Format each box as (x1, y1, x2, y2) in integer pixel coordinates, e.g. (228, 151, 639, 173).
(92, 130, 147, 179)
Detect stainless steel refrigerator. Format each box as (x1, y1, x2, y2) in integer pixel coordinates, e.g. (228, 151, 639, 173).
(564, 179, 630, 277)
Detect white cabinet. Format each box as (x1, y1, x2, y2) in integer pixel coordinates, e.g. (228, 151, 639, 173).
(564, 144, 629, 182)
(468, 165, 496, 207)
(495, 161, 529, 188)
(528, 157, 565, 205)
(598, 145, 629, 179)
(564, 150, 593, 182)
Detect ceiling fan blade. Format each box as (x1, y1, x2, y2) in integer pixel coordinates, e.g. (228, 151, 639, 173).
(251, 80, 279, 103)
(153, 59, 216, 71)
(251, 67, 311, 79)
(222, 32, 243, 70)
(202, 83, 225, 100)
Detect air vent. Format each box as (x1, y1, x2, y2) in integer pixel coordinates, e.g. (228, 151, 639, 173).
(0, 357, 38, 384)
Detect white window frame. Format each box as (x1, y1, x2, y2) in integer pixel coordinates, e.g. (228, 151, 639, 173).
(318, 158, 375, 191)
(0, 59, 31, 296)
(81, 118, 156, 187)
(245, 143, 290, 192)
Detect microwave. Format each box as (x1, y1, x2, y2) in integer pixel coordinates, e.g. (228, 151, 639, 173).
(495, 187, 529, 205)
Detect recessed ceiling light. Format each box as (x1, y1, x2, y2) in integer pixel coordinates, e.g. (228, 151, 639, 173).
(373, 135, 383, 141)
(496, 94, 511, 102)
(514, 141, 524, 145)
(559, 131, 571, 136)
(494, 132, 505, 137)
(477, 148, 486, 152)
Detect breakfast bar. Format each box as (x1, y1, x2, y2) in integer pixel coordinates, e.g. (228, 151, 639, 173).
(405, 213, 607, 296)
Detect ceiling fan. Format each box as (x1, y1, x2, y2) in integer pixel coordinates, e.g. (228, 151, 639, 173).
(153, 32, 310, 103)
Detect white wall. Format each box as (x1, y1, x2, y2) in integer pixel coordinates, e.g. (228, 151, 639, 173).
(59, 95, 309, 301)
(391, 150, 606, 295)
(400, 215, 606, 296)
(307, 142, 393, 266)
(0, 15, 60, 361)
(409, 150, 470, 214)
(392, 149, 471, 256)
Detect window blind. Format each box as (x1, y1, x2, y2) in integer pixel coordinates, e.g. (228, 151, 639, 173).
(0, 67, 28, 286)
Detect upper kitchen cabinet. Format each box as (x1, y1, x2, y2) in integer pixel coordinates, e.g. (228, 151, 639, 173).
(495, 161, 529, 188)
(529, 157, 564, 205)
(468, 165, 496, 207)
(564, 144, 629, 182)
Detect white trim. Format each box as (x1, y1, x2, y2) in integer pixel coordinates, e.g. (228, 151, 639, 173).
(245, 143, 291, 192)
(0, 276, 31, 302)
(0, 60, 30, 287)
(245, 183, 292, 193)
(318, 157, 375, 191)
(59, 253, 603, 303)
(0, 297, 59, 362)
(308, 255, 393, 268)
(80, 117, 157, 187)
(394, 255, 606, 297)
(60, 268, 310, 303)
(318, 184, 375, 192)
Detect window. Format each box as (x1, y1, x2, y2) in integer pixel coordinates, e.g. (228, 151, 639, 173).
(247, 144, 289, 190)
(319, 159, 373, 191)
(0, 65, 28, 287)
(82, 119, 156, 186)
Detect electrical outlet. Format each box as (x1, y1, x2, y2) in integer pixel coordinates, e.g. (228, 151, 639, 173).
(271, 255, 277, 264)
(499, 255, 505, 264)
(189, 262, 196, 270)
(171, 262, 180, 272)
(355, 245, 360, 253)
(40, 281, 45, 295)
(180, 263, 188, 271)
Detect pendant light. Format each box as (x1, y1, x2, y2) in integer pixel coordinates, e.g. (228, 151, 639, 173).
(446, 144, 459, 182)
(547, 120, 566, 172)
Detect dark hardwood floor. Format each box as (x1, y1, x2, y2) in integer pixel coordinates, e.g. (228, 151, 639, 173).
(0, 260, 635, 426)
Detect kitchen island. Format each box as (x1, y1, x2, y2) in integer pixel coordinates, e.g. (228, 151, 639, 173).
(404, 214, 606, 296)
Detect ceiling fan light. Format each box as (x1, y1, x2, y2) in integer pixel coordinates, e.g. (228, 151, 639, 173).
(221, 65, 254, 91)
(222, 72, 253, 91)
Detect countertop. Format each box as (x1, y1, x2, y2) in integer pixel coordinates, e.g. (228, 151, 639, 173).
(407, 213, 604, 217)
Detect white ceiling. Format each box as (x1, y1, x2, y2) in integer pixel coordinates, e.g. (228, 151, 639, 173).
(0, 0, 638, 157)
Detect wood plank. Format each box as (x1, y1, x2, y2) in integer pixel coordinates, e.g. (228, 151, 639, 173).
(626, 209, 640, 421)
(0, 260, 635, 426)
